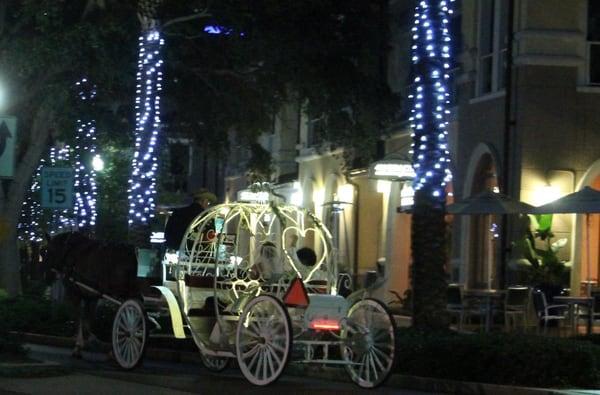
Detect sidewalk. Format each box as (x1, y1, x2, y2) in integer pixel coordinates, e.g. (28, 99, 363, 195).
(0, 373, 193, 395)
(3, 332, 597, 395)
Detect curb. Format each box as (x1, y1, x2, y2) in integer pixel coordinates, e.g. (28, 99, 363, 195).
(0, 361, 67, 378)
(17, 333, 582, 394)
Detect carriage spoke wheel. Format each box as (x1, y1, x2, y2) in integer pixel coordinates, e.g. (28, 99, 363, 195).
(112, 299, 147, 370)
(200, 352, 229, 372)
(236, 295, 292, 386)
(341, 299, 396, 388)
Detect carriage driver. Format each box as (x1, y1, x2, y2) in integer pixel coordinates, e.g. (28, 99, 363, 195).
(164, 189, 217, 251)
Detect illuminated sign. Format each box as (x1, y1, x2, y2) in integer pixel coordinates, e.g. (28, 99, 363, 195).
(237, 190, 269, 203)
(368, 158, 416, 182)
(374, 163, 415, 180)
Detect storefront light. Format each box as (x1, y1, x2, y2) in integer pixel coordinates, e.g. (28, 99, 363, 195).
(338, 184, 354, 203)
(400, 183, 415, 211)
(377, 180, 392, 194)
(533, 183, 561, 206)
(291, 181, 303, 206)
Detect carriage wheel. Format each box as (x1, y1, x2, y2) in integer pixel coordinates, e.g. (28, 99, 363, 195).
(200, 352, 230, 372)
(112, 299, 147, 370)
(341, 298, 396, 388)
(236, 295, 292, 386)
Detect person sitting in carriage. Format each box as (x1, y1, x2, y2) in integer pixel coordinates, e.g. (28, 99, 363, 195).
(248, 241, 282, 281)
(285, 234, 327, 282)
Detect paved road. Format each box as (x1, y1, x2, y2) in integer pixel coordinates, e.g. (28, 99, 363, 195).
(0, 344, 437, 395)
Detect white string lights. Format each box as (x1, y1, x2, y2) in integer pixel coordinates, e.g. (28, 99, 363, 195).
(128, 29, 164, 226)
(18, 79, 99, 240)
(18, 160, 45, 242)
(73, 78, 98, 230)
(18, 146, 77, 241)
(409, 0, 454, 203)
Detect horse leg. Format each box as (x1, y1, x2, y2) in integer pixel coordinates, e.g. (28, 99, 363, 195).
(82, 298, 99, 349)
(73, 300, 85, 359)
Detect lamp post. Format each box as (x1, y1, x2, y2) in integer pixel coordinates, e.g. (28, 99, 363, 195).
(322, 195, 352, 288)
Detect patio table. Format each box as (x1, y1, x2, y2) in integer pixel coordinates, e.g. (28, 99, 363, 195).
(553, 296, 593, 335)
(464, 289, 505, 332)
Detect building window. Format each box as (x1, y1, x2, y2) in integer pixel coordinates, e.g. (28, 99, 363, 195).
(587, 0, 600, 85)
(477, 0, 508, 96)
(307, 117, 325, 147)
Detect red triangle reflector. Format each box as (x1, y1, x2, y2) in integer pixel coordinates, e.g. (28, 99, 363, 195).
(284, 277, 309, 308)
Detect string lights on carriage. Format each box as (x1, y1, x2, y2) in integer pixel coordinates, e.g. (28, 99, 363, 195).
(128, 29, 164, 225)
(409, 0, 454, 203)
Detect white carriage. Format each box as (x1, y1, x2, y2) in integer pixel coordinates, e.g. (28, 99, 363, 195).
(111, 200, 396, 388)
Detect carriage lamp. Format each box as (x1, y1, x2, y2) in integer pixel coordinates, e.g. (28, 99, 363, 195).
(163, 250, 179, 265)
(150, 231, 165, 243)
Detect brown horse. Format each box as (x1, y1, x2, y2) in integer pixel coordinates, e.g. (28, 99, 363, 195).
(43, 232, 140, 357)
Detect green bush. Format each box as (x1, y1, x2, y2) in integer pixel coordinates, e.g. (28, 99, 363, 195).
(0, 289, 25, 356)
(0, 295, 76, 337)
(395, 328, 600, 388)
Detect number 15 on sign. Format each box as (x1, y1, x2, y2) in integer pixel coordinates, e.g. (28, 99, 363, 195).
(41, 167, 74, 209)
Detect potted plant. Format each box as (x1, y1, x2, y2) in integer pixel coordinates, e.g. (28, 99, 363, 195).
(509, 214, 570, 300)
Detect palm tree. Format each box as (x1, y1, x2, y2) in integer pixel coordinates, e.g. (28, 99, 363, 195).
(128, 0, 164, 247)
(409, 0, 454, 329)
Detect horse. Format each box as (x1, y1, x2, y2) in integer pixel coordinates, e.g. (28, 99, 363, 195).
(42, 231, 140, 358)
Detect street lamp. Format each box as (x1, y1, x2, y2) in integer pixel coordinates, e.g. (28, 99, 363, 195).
(92, 154, 104, 172)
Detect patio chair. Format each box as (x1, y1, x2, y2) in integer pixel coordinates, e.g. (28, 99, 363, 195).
(504, 286, 531, 332)
(532, 289, 568, 335)
(447, 284, 484, 332)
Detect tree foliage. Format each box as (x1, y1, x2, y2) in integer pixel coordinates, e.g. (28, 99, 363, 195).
(0, 1, 138, 294)
(0, 0, 398, 294)
(159, 0, 398, 164)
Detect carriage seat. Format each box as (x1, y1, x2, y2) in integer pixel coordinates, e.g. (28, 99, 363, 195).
(184, 273, 221, 288)
(187, 296, 234, 317)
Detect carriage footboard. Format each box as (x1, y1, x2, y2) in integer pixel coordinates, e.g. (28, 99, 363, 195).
(150, 286, 186, 339)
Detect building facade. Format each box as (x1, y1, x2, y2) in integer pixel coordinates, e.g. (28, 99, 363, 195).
(219, 0, 600, 301)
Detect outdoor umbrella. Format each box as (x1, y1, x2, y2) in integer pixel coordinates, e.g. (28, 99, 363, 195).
(447, 190, 534, 289)
(531, 186, 600, 295)
(447, 190, 535, 215)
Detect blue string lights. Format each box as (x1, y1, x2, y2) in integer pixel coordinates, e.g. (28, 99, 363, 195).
(409, 0, 454, 204)
(73, 78, 98, 230)
(128, 29, 164, 226)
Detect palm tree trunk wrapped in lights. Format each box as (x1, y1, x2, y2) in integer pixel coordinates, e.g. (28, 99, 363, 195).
(409, 0, 455, 329)
(128, 0, 164, 247)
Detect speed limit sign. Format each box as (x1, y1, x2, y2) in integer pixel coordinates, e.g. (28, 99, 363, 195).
(41, 167, 74, 209)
